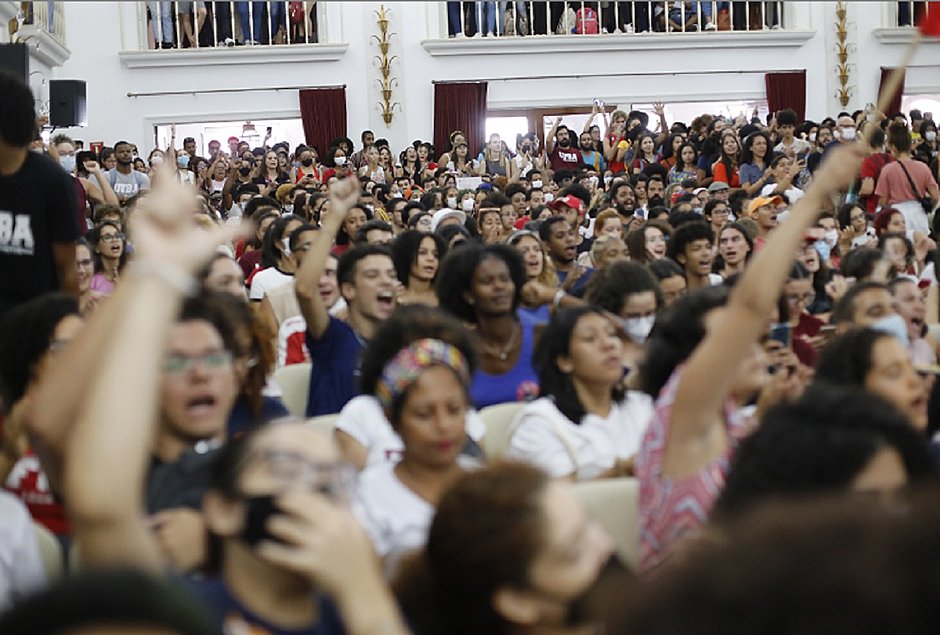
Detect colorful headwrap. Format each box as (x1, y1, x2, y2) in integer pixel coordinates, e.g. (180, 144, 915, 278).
(375, 339, 470, 411)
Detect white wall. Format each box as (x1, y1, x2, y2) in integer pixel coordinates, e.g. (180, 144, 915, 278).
(51, 1, 940, 155)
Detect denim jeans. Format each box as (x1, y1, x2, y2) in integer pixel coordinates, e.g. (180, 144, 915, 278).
(236, 1, 264, 42)
(148, 1, 173, 44)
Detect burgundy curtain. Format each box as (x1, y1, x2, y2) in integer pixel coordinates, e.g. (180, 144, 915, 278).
(879, 67, 906, 117)
(433, 81, 488, 158)
(299, 87, 347, 156)
(764, 71, 806, 121)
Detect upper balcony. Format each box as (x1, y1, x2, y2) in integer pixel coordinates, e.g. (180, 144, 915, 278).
(118, 1, 348, 69)
(422, 1, 814, 57)
(7, 1, 70, 67)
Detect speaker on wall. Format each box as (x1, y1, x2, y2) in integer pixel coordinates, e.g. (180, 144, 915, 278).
(0, 43, 29, 82)
(50, 79, 86, 128)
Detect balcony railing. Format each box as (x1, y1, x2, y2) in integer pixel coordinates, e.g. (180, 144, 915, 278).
(892, 1, 936, 28)
(142, 1, 320, 49)
(443, 1, 785, 38)
(18, 0, 66, 48)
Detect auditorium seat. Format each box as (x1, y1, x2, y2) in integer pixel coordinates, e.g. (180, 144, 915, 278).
(272, 362, 312, 417)
(573, 477, 641, 568)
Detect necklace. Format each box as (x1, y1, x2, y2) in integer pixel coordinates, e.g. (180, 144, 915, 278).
(481, 321, 519, 361)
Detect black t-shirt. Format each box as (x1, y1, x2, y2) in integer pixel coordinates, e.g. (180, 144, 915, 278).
(0, 151, 80, 312)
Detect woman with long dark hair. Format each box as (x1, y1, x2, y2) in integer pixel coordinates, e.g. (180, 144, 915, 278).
(507, 306, 653, 480)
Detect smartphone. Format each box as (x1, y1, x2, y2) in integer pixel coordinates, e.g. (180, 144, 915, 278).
(266, 126, 273, 135)
(769, 323, 791, 348)
(819, 324, 837, 335)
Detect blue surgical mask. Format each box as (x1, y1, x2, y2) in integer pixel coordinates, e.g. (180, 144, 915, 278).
(177, 154, 190, 168)
(813, 240, 831, 262)
(872, 313, 910, 347)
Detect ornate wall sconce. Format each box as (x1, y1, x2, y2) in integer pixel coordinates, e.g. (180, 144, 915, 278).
(372, 5, 400, 127)
(834, 1, 855, 108)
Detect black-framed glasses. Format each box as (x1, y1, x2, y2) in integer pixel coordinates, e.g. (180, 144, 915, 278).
(99, 232, 125, 242)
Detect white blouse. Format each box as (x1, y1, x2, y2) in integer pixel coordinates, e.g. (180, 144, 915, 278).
(506, 393, 653, 480)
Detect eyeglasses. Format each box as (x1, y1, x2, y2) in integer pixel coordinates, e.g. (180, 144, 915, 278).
(785, 293, 814, 305)
(245, 449, 357, 503)
(162, 350, 233, 374)
(76, 258, 93, 268)
(99, 232, 125, 242)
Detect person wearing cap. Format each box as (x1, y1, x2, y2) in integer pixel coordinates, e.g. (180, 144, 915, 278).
(748, 195, 784, 249)
(431, 207, 466, 233)
(551, 193, 589, 246)
(706, 180, 731, 203)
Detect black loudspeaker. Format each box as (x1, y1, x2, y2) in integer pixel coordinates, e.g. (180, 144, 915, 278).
(50, 79, 86, 127)
(0, 43, 29, 82)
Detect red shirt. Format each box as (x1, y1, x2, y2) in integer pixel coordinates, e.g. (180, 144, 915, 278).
(860, 152, 894, 216)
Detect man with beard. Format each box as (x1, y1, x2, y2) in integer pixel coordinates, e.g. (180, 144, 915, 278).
(539, 215, 594, 297)
(610, 179, 637, 219)
(646, 175, 666, 210)
(547, 117, 583, 173)
(667, 221, 720, 291)
(106, 140, 151, 205)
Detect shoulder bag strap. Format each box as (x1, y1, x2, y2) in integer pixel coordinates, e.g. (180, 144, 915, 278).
(897, 159, 925, 199)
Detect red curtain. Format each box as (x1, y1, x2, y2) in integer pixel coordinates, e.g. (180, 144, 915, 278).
(433, 81, 488, 159)
(879, 67, 906, 117)
(764, 71, 806, 121)
(299, 87, 347, 156)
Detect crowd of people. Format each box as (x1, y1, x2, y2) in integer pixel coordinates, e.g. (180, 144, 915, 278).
(5, 59, 940, 632)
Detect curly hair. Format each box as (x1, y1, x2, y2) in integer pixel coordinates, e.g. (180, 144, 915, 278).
(436, 243, 526, 324)
(714, 383, 938, 519)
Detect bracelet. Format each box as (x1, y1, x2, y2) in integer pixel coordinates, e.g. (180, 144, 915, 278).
(553, 289, 565, 309)
(128, 261, 198, 297)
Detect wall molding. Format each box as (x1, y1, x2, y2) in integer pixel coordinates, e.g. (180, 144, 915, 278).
(422, 30, 815, 56)
(14, 26, 70, 67)
(119, 43, 348, 69)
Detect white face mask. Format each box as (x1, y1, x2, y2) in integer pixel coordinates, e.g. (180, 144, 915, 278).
(283, 204, 293, 213)
(927, 131, 938, 142)
(603, 175, 613, 186)
(447, 196, 458, 209)
(59, 155, 76, 173)
(544, 192, 555, 203)
(151, 154, 164, 166)
(531, 179, 543, 189)
(622, 315, 655, 344)
(824, 229, 839, 248)
(809, 132, 817, 142)
(872, 313, 910, 347)
(841, 127, 857, 141)
(335, 156, 347, 166)
(461, 198, 474, 212)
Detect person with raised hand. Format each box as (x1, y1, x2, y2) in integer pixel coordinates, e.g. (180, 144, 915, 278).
(58, 170, 409, 634)
(295, 177, 399, 416)
(636, 143, 867, 573)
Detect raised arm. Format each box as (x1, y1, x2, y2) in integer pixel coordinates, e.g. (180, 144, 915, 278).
(663, 144, 865, 478)
(545, 116, 562, 155)
(295, 178, 359, 339)
(583, 103, 599, 134)
(62, 171, 238, 570)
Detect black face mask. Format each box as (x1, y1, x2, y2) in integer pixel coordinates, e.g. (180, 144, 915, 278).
(239, 166, 252, 177)
(241, 495, 286, 547)
(558, 138, 571, 148)
(301, 157, 314, 167)
(566, 555, 636, 630)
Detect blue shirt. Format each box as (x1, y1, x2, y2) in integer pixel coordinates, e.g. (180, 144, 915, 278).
(191, 577, 346, 635)
(557, 266, 595, 298)
(739, 162, 765, 186)
(228, 394, 290, 437)
(305, 317, 365, 416)
(470, 315, 539, 408)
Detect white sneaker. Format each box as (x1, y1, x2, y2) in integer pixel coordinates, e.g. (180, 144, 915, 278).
(624, 23, 635, 33)
(705, 21, 716, 31)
